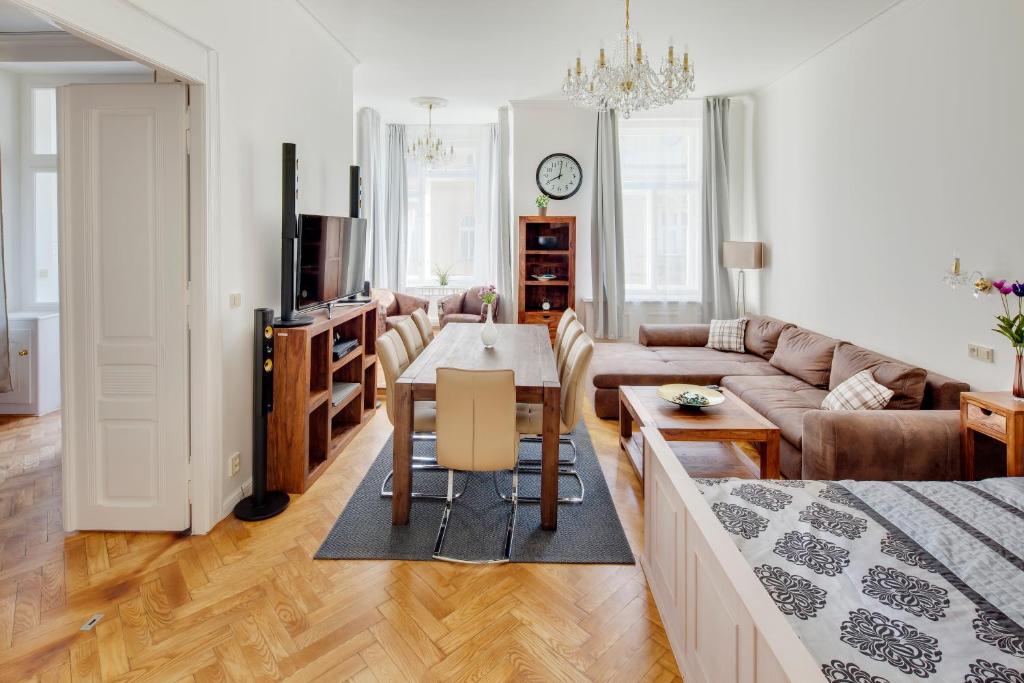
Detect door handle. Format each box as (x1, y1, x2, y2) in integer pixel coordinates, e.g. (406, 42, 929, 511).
(18, 349, 27, 357)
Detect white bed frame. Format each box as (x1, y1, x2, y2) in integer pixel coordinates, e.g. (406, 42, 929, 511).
(640, 427, 821, 682)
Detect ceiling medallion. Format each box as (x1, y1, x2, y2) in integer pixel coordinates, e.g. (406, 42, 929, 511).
(406, 96, 454, 167)
(561, 0, 695, 118)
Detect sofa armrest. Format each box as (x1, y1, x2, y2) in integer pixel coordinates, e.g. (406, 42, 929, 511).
(639, 324, 710, 347)
(438, 291, 465, 317)
(801, 410, 961, 481)
(394, 291, 429, 315)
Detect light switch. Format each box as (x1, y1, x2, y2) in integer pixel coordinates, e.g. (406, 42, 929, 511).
(968, 343, 994, 363)
(229, 293, 242, 308)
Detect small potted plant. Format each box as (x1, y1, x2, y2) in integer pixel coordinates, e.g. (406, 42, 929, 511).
(433, 263, 453, 287)
(535, 194, 550, 217)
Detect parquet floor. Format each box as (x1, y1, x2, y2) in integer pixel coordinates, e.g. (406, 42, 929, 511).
(0, 403, 683, 682)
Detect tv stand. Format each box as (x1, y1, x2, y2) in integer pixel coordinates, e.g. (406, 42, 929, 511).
(268, 300, 378, 492)
(274, 312, 313, 327)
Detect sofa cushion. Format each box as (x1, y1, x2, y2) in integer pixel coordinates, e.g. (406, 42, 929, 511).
(721, 374, 827, 450)
(720, 374, 827, 406)
(829, 342, 928, 411)
(822, 370, 895, 411)
(589, 343, 783, 389)
(706, 318, 748, 353)
(743, 314, 795, 361)
(769, 327, 839, 389)
(440, 312, 483, 327)
(651, 347, 769, 364)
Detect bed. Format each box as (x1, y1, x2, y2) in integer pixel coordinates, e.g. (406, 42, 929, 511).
(639, 427, 1024, 683)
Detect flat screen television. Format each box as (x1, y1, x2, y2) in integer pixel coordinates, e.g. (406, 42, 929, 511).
(295, 214, 368, 310)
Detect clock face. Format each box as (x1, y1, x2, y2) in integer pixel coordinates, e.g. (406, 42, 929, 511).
(536, 153, 582, 200)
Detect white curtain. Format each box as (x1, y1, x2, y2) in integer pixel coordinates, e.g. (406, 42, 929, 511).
(494, 107, 515, 322)
(591, 110, 626, 339)
(382, 124, 408, 291)
(701, 97, 735, 320)
(356, 108, 387, 287)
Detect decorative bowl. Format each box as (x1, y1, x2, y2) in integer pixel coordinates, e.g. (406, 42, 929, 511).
(532, 273, 556, 281)
(657, 383, 725, 409)
(537, 236, 558, 248)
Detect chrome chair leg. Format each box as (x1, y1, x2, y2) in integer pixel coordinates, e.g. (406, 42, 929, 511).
(380, 465, 468, 500)
(518, 435, 577, 466)
(492, 467, 584, 505)
(433, 462, 519, 564)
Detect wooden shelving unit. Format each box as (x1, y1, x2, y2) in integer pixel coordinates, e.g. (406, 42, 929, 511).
(518, 215, 576, 343)
(268, 300, 379, 493)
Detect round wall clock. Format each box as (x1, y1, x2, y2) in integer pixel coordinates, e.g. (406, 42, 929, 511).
(536, 153, 582, 200)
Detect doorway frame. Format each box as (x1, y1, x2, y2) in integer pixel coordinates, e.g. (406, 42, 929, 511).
(15, 0, 223, 533)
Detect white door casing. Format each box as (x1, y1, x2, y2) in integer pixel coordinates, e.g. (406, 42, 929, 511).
(60, 83, 190, 531)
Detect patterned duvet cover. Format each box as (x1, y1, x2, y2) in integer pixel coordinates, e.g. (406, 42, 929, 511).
(694, 477, 1024, 683)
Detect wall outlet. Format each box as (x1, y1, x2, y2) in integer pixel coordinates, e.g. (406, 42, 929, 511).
(968, 343, 994, 363)
(229, 452, 241, 477)
(229, 293, 242, 308)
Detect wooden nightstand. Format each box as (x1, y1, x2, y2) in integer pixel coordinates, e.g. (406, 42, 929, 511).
(960, 392, 1024, 479)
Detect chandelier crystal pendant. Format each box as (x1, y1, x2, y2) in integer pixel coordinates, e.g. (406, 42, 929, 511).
(406, 96, 454, 167)
(562, 0, 694, 118)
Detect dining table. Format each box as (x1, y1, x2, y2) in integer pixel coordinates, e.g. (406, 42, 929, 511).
(390, 322, 562, 529)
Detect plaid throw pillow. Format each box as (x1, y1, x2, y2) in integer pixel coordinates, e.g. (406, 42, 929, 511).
(706, 318, 748, 353)
(821, 369, 894, 411)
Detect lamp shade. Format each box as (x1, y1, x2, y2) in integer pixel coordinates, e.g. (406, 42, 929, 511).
(722, 241, 764, 270)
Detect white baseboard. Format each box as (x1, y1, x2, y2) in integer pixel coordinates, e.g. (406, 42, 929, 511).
(219, 479, 253, 519)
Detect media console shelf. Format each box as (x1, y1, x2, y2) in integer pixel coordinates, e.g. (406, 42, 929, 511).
(268, 300, 378, 493)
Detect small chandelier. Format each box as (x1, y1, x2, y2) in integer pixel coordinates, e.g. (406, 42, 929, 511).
(562, 0, 695, 119)
(407, 97, 454, 167)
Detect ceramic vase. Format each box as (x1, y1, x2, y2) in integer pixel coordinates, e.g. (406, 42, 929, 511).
(481, 304, 498, 348)
(1014, 352, 1024, 400)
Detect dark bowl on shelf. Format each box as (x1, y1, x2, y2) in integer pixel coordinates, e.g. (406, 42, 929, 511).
(536, 236, 558, 248)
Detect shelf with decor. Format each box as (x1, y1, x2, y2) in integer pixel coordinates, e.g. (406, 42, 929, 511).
(267, 300, 379, 493)
(518, 215, 576, 343)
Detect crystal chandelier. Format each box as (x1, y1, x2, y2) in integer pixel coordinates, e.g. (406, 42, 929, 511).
(562, 0, 695, 118)
(406, 97, 454, 167)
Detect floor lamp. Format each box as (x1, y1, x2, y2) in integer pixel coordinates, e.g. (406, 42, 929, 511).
(722, 241, 764, 317)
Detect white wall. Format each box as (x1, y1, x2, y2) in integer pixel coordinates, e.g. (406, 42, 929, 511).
(755, 0, 1024, 391)
(20, 0, 357, 518)
(510, 100, 596, 302)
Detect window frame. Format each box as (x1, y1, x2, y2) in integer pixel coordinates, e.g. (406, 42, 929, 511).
(619, 116, 703, 303)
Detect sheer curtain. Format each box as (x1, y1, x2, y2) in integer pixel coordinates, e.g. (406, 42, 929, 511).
(618, 105, 705, 339)
(591, 109, 626, 339)
(0, 148, 10, 392)
(404, 124, 497, 289)
(382, 124, 408, 290)
(356, 108, 387, 286)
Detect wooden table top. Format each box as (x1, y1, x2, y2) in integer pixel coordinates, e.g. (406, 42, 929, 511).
(620, 385, 777, 437)
(961, 391, 1024, 415)
(400, 323, 558, 389)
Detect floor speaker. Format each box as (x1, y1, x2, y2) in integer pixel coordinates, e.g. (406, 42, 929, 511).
(234, 308, 290, 521)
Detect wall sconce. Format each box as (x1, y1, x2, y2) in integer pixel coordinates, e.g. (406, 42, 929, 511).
(942, 253, 989, 297)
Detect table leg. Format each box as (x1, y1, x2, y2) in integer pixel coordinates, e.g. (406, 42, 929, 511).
(391, 380, 413, 524)
(1008, 415, 1023, 478)
(760, 432, 781, 480)
(960, 399, 975, 480)
(541, 382, 560, 530)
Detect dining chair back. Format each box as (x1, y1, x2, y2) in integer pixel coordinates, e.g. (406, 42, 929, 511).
(395, 317, 425, 359)
(559, 332, 595, 434)
(410, 308, 434, 345)
(556, 319, 585, 376)
(377, 330, 410, 426)
(554, 308, 577, 350)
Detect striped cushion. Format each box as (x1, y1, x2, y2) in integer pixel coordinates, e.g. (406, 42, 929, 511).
(706, 318, 748, 353)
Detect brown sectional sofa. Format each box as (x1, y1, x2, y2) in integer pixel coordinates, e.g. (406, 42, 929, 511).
(588, 314, 986, 481)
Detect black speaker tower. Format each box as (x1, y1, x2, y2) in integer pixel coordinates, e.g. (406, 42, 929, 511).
(234, 308, 290, 521)
(276, 143, 313, 327)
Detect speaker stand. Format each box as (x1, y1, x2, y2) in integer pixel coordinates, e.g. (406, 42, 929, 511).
(234, 490, 290, 521)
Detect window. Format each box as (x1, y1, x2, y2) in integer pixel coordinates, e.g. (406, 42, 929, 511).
(25, 86, 59, 306)
(619, 117, 702, 301)
(405, 125, 493, 288)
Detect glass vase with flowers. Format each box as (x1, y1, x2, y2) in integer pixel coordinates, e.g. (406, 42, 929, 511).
(988, 280, 1024, 399)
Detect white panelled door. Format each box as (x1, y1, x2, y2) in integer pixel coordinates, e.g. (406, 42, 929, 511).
(60, 83, 190, 531)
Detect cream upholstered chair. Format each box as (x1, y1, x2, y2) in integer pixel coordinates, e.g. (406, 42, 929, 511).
(556, 319, 584, 377)
(394, 317, 425, 360)
(554, 308, 577, 351)
(410, 308, 434, 346)
(377, 330, 463, 501)
(502, 331, 595, 504)
(432, 368, 520, 563)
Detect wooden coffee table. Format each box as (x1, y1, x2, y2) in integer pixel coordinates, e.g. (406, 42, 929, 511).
(619, 385, 781, 484)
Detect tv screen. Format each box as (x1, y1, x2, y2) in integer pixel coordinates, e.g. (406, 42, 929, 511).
(296, 215, 367, 310)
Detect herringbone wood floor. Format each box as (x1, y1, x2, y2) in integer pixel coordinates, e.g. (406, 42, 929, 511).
(0, 402, 682, 682)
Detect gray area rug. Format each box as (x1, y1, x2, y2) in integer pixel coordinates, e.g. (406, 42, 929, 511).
(315, 424, 635, 564)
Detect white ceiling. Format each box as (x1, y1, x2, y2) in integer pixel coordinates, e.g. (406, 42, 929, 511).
(301, 0, 900, 124)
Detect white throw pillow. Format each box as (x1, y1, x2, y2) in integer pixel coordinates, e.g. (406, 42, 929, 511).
(706, 318, 748, 353)
(821, 370, 894, 411)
